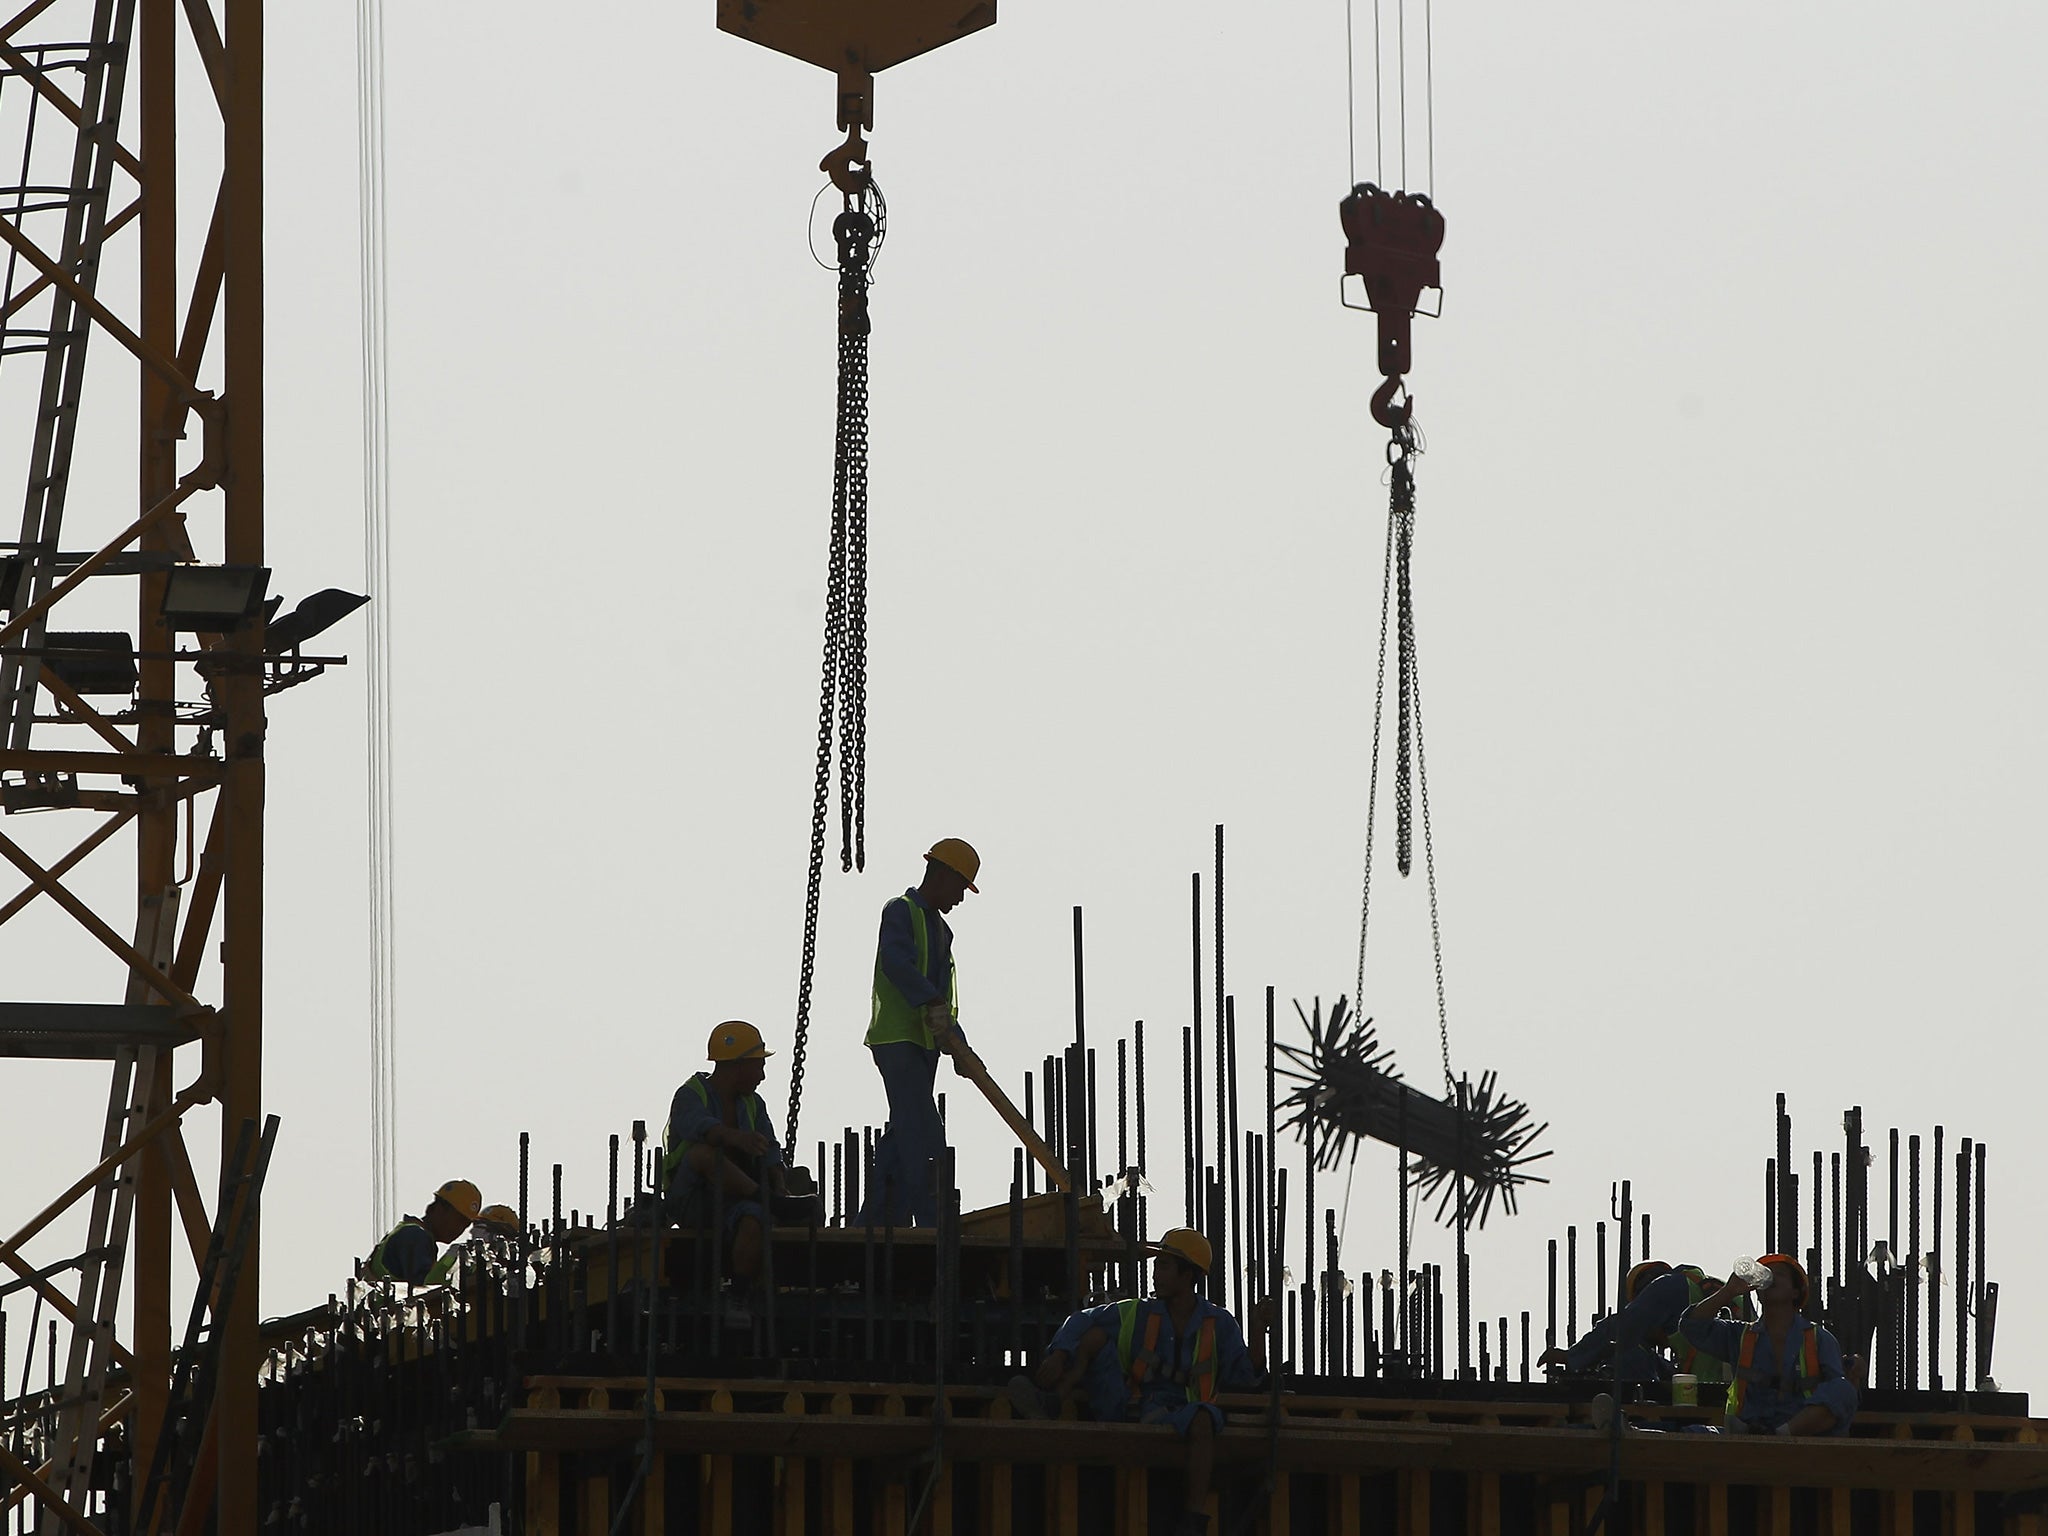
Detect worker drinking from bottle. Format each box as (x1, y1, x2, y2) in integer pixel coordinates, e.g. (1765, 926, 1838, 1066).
(1680, 1254, 1857, 1435)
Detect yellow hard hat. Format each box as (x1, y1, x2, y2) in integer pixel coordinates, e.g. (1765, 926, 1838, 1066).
(925, 838, 980, 892)
(475, 1203, 520, 1235)
(1148, 1227, 1213, 1273)
(433, 1179, 483, 1223)
(707, 1020, 773, 1062)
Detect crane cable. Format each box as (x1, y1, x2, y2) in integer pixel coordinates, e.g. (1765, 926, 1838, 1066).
(786, 179, 885, 1161)
(355, 0, 399, 1239)
(1348, 0, 1453, 1096)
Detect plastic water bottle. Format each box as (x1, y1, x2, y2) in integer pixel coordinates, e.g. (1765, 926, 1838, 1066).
(1731, 1256, 1772, 1290)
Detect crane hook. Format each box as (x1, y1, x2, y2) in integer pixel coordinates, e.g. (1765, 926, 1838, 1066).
(1371, 376, 1412, 431)
(820, 126, 872, 202)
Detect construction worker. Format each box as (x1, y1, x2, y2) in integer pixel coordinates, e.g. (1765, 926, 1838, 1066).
(1539, 1260, 1747, 1385)
(1006, 1228, 1264, 1536)
(1679, 1254, 1857, 1435)
(363, 1179, 481, 1286)
(855, 838, 977, 1228)
(474, 1204, 522, 1240)
(662, 1021, 817, 1287)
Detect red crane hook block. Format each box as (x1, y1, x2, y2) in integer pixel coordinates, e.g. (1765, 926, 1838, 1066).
(1340, 183, 1444, 426)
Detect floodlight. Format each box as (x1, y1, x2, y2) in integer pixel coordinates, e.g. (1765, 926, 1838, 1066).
(264, 588, 369, 654)
(42, 632, 137, 696)
(161, 564, 271, 632)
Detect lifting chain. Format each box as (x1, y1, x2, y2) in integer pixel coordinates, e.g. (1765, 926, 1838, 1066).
(1355, 412, 1456, 1098)
(787, 186, 881, 1161)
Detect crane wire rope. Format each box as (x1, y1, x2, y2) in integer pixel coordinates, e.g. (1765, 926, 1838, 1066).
(1353, 0, 1433, 196)
(355, 0, 399, 1241)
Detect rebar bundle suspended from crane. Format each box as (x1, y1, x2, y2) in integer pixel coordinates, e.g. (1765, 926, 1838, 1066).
(1276, 998, 1549, 1230)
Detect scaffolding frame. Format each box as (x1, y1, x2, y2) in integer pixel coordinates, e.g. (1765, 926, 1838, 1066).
(0, 0, 262, 1531)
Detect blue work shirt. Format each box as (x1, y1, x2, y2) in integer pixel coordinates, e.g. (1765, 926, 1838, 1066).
(664, 1074, 783, 1209)
(1050, 1295, 1259, 1426)
(1678, 1310, 1857, 1434)
(369, 1218, 438, 1284)
(877, 888, 953, 1010)
(1566, 1270, 1692, 1381)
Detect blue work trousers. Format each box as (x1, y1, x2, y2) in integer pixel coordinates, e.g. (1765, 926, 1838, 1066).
(857, 1042, 943, 1227)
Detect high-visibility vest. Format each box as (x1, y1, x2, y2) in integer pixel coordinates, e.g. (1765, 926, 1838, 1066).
(1115, 1299, 1219, 1408)
(1725, 1321, 1822, 1421)
(365, 1218, 436, 1285)
(1668, 1266, 1738, 1383)
(866, 897, 958, 1049)
(661, 1073, 764, 1185)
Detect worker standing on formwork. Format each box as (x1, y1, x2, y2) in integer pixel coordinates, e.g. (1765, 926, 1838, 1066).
(1007, 1229, 1265, 1536)
(1540, 1260, 1747, 1385)
(1682, 1255, 1858, 1435)
(362, 1179, 482, 1285)
(663, 1021, 819, 1289)
(856, 839, 977, 1228)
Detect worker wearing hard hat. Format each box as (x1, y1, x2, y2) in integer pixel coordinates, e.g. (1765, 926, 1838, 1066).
(362, 1179, 481, 1286)
(855, 838, 978, 1228)
(1540, 1260, 1747, 1385)
(662, 1021, 817, 1286)
(474, 1204, 522, 1241)
(1006, 1228, 1265, 1536)
(1679, 1254, 1857, 1435)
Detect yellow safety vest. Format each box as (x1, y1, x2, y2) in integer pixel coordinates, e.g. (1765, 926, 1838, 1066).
(661, 1073, 763, 1184)
(365, 1218, 454, 1286)
(866, 897, 959, 1049)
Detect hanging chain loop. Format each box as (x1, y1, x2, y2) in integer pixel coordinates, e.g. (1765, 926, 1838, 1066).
(787, 184, 880, 1161)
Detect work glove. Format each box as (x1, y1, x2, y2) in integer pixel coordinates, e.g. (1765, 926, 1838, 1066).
(923, 999, 956, 1043)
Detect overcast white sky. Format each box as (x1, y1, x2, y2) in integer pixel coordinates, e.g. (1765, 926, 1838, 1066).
(4, 0, 2045, 1398)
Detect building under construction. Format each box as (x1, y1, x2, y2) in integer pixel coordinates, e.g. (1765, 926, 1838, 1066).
(0, 0, 2042, 1533)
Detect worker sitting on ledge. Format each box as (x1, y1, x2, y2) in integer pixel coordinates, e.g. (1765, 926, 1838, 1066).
(1006, 1228, 1265, 1536)
(1540, 1260, 1746, 1387)
(856, 838, 978, 1228)
(362, 1179, 481, 1286)
(1680, 1254, 1857, 1435)
(662, 1021, 820, 1288)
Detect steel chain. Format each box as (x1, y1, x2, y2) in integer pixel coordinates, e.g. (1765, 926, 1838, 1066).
(787, 196, 877, 1161)
(1392, 423, 1418, 878)
(1356, 417, 1454, 1094)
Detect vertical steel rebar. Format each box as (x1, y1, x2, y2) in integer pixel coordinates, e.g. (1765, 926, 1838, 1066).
(1190, 871, 1204, 1222)
(1776, 1094, 1794, 1255)
(1567, 1225, 1578, 1346)
(1956, 1139, 1971, 1402)
(1975, 1140, 1988, 1389)
(1931, 1124, 1944, 1390)
(1907, 1131, 1921, 1390)
(1595, 1221, 1607, 1321)
(1226, 998, 1242, 1320)
(1546, 1239, 1558, 1356)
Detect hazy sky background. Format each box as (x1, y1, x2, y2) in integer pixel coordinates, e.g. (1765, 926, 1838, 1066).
(4, 0, 2045, 1396)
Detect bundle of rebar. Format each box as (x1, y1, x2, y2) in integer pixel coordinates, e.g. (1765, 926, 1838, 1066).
(1274, 996, 1551, 1228)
